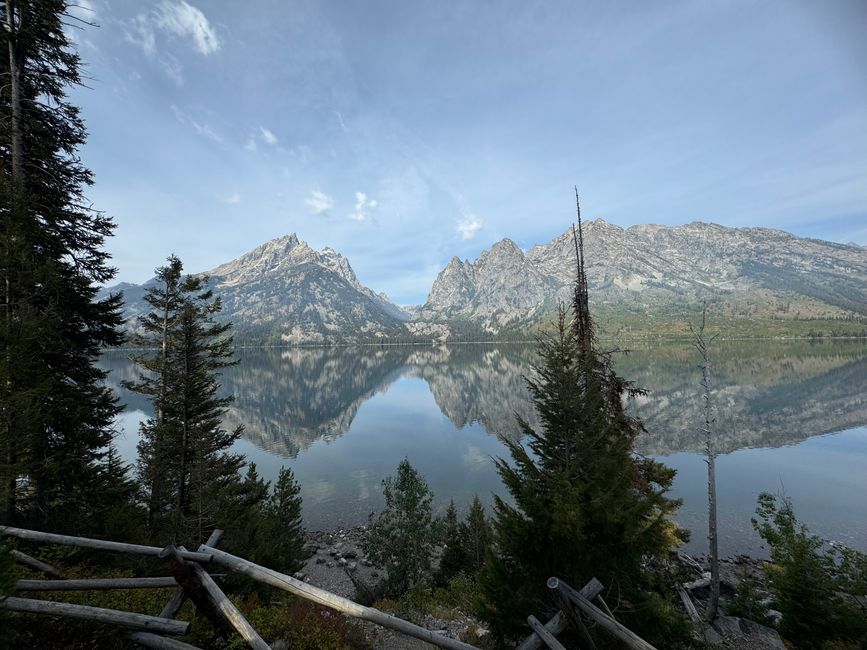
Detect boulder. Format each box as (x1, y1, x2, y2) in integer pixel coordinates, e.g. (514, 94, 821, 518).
(714, 616, 786, 649)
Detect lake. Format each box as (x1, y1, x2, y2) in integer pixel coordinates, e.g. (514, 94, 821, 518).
(100, 340, 867, 557)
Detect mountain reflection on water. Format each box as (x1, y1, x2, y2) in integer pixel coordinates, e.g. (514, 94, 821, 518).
(101, 340, 867, 555)
(103, 340, 867, 457)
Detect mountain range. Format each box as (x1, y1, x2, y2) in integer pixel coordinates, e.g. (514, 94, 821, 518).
(102, 221, 867, 343)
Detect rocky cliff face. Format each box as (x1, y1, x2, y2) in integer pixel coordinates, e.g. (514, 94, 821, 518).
(106, 234, 410, 344)
(415, 220, 867, 335)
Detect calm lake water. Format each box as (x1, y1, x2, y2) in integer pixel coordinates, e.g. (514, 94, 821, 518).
(100, 340, 867, 557)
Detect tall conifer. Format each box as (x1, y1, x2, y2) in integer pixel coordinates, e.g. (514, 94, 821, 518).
(126, 256, 243, 545)
(480, 192, 684, 642)
(0, 0, 124, 529)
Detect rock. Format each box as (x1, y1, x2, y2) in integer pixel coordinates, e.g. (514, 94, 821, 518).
(343, 549, 358, 559)
(271, 641, 289, 650)
(315, 557, 326, 564)
(326, 561, 334, 568)
(361, 558, 373, 567)
(714, 616, 786, 649)
(348, 562, 357, 572)
(293, 571, 306, 581)
(338, 557, 348, 566)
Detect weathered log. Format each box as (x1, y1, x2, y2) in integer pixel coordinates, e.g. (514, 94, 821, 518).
(553, 578, 658, 650)
(159, 529, 224, 620)
(526, 615, 567, 650)
(159, 545, 233, 638)
(0, 526, 212, 563)
(126, 632, 203, 650)
(595, 594, 614, 619)
(0, 596, 189, 635)
(516, 577, 604, 650)
(15, 577, 181, 591)
(10, 549, 64, 578)
(548, 577, 596, 650)
(678, 586, 701, 624)
(190, 562, 270, 650)
(201, 544, 479, 650)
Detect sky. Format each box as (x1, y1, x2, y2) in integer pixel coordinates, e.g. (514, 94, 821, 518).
(67, 0, 867, 304)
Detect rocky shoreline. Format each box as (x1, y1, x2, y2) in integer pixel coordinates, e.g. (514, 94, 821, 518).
(298, 528, 787, 649)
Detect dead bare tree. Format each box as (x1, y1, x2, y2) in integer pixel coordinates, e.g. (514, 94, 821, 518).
(690, 304, 720, 621)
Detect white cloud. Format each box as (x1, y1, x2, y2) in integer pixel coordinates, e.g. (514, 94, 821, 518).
(225, 192, 241, 204)
(457, 214, 482, 240)
(259, 127, 278, 145)
(244, 138, 257, 152)
(155, 1, 220, 55)
(171, 105, 223, 143)
(349, 192, 378, 221)
(305, 190, 334, 216)
(126, 1, 219, 82)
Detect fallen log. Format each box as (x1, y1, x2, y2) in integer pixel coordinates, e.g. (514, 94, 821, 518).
(201, 544, 479, 650)
(0, 526, 212, 564)
(1, 596, 190, 635)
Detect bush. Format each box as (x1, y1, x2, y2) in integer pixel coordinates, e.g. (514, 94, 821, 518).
(753, 492, 867, 649)
(361, 459, 437, 597)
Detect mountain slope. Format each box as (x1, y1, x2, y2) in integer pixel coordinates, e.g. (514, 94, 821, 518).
(415, 220, 867, 336)
(105, 234, 410, 344)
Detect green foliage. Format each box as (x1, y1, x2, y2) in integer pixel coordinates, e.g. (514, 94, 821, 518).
(753, 492, 867, 649)
(480, 218, 685, 644)
(725, 565, 773, 627)
(438, 495, 494, 587)
(125, 255, 244, 546)
(0, 0, 125, 533)
(362, 458, 437, 597)
(438, 500, 464, 585)
(264, 466, 308, 574)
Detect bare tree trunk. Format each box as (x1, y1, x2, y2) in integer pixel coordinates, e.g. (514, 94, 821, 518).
(692, 306, 719, 621)
(2, 0, 22, 525)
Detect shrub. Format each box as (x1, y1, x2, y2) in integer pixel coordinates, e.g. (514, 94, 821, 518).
(362, 459, 437, 597)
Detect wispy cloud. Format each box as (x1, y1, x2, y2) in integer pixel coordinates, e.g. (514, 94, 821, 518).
(259, 127, 278, 145)
(305, 190, 334, 216)
(244, 138, 257, 152)
(349, 192, 378, 221)
(457, 214, 482, 240)
(334, 110, 350, 134)
(155, 1, 220, 55)
(170, 105, 223, 143)
(224, 192, 241, 204)
(126, 1, 219, 83)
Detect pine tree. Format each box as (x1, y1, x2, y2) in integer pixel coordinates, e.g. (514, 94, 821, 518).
(458, 495, 492, 575)
(0, 0, 124, 530)
(362, 458, 437, 596)
(264, 467, 307, 574)
(126, 256, 243, 545)
(480, 193, 684, 642)
(437, 499, 464, 584)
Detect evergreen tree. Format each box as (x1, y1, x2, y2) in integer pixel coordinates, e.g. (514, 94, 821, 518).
(458, 495, 492, 575)
(362, 458, 437, 596)
(126, 256, 243, 545)
(437, 499, 464, 584)
(264, 466, 307, 574)
(0, 0, 124, 530)
(480, 196, 684, 643)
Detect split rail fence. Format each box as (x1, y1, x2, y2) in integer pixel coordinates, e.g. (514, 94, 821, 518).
(1, 525, 656, 649)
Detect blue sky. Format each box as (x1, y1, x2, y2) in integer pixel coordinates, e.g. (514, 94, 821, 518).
(69, 0, 867, 304)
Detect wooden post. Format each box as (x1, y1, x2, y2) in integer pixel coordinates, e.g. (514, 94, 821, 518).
(159, 545, 233, 638)
(556, 579, 658, 650)
(547, 577, 596, 650)
(526, 615, 567, 650)
(10, 549, 64, 578)
(159, 529, 223, 620)
(201, 544, 480, 650)
(517, 577, 604, 650)
(125, 632, 203, 650)
(0, 526, 212, 563)
(1, 597, 190, 635)
(678, 586, 701, 624)
(189, 562, 270, 650)
(15, 577, 188, 591)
